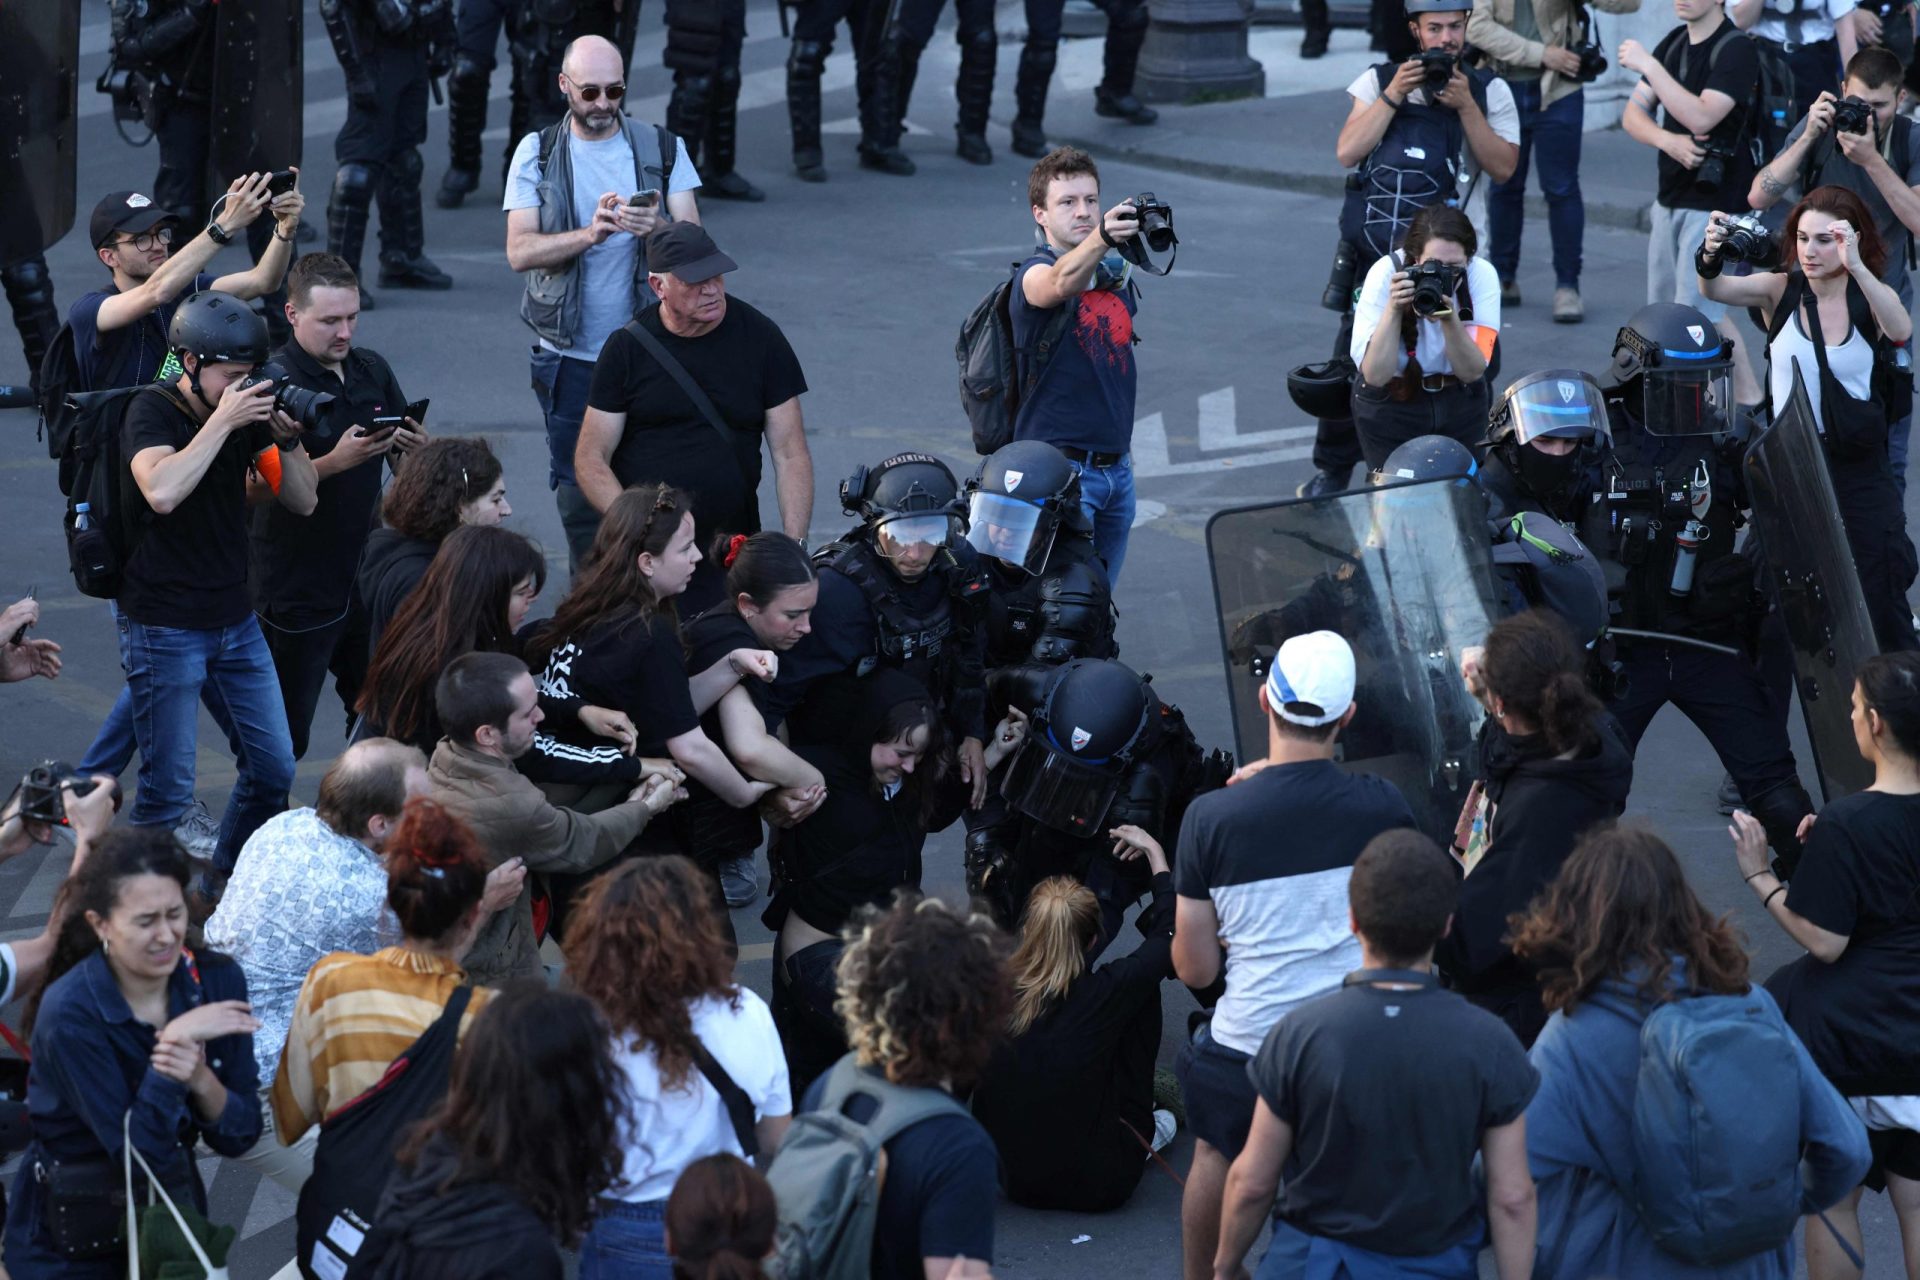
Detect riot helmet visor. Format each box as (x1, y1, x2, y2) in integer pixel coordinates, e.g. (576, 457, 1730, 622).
(964, 492, 1057, 574)
(874, 513, 955, 549)
(1641, 364, 1734, 436)
(998, 736, 1122, 838)
(1502, 372, 1612, 447)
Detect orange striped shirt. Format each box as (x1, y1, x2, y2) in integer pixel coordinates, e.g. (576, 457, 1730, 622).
(269, 947, 492, 1144)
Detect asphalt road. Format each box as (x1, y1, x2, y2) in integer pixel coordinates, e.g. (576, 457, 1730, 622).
(0, 1, 1909, 1274)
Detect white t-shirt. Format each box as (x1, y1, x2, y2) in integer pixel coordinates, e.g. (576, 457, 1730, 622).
(1345, 67, 1521, 246)
(1768, 307, 1876, 427)
(606, 990, 791, 1203)
(504, 125, 702, 361)
(1351, 253, 1502, 375)
(1728, 0, 1854, 47)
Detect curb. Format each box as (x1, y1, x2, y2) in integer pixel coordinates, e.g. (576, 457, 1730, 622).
(1045, 129, 1657, 233)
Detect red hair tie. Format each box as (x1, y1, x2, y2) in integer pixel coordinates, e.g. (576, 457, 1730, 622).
(724, 533, 749, 568)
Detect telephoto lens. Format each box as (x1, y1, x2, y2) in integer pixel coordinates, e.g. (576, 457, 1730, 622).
(239, 363, 337, 431)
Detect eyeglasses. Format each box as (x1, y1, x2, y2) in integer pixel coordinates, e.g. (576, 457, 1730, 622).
(568, 80, 626, 102)
(115, 226, 173, 252)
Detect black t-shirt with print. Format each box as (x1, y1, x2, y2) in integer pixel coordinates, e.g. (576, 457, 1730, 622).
(533, 609, 700, 757)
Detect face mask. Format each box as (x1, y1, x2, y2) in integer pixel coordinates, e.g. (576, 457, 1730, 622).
(1515, 442, 1583, 496)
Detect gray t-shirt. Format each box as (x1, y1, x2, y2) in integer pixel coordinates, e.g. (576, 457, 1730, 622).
(1781, 115, 1920, 302)
(504, 126, 702, 360)
(1499, 0, 1544, 81)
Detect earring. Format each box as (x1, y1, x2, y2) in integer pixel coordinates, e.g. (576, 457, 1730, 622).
(100, 937, 110, 956)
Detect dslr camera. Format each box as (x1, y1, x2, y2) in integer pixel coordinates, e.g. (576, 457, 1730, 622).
(1718, 212, 1778, 266)
(237, 363, 337, 432)
(1405, 260, 1464, 317)
(1129, 193, 1177, 254)
(1412, 49, 1457, 94)
(13, 762, 112, 828)
(1693, 136, 1738, 191)
(1832, 95, 1875, 135)
(1569, 38, 1608, 82)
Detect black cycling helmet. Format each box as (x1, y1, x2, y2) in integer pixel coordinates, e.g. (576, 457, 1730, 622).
(963, 440, 1082, 575)
(1000, 658, 1155, 837)
(840, 452, 964, 550)
(167, 291, 270, 367)
(1608, 303, 1736, 436)
(1380, 434, 1478, 484)
(1486, 370, 1612, 450)
(1288, 355, 1356, 421)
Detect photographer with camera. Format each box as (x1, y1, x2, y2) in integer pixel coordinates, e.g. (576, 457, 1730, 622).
(251, 253, 430, 762)
(115, 292, 317, 911)
(1470, 0, 1641, 324)
(1350, 205, 1501, 471)
(1751, 48, 1920, 489)
(1699, 187, 1920, 652)
(1729, 0, 1860, 119)
(1621, 0, 1769, 416)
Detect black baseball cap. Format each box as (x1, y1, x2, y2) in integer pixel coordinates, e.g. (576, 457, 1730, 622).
(90, 191, 177, 250)
(645, 222, 737, 283)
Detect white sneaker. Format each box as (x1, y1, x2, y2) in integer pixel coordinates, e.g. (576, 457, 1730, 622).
(1149, 1107, 1178, 1154)
(171, 800, 220, 865)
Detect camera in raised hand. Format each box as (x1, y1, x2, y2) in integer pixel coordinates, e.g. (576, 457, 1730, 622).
(1831, 95, 1874, 135)
(1412, 49, 1457, 95)
(1718, 213, 1778, 267)
(1405, 260, 1464, 318)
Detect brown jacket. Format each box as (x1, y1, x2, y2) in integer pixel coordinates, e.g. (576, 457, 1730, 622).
(428, 737, 652, 985)
(1468, 0, 1641, 107)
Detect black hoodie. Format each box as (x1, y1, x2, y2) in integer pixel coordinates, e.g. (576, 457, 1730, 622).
(347, 1136, 562, 1280)
(356, 527, 441, 656)
(1435, 714, 1634, 1044)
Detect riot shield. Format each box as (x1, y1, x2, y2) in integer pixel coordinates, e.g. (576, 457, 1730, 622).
(209, 0, 303, 189)
(1743, 367, 1877, 802)
(1207, 476, 1501, 839)
(0, 0, 81, 263)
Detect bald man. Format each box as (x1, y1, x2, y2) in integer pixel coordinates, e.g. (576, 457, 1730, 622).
(505, 34, 705, 567)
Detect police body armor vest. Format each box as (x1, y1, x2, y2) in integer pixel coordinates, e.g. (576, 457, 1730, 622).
(817, 537, 989, 694)
(1338, 63, 1493, 261)
(982, 535, 1118, 671)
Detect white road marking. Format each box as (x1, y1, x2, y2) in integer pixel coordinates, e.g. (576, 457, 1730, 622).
(1134, 391, 1316, 478)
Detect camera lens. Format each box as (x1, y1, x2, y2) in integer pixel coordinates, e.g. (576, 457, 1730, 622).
(275, 383, 336, 431)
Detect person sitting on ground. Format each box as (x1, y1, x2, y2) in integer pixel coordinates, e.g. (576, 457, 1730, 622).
(269, 798, 513, 1147)
(349, 983, 629, 1279)
(5, 830, 262, 1276)
(426, 652, 681, 983)
(1738, 649, 1920, 1279)
(1213, 829, 1540, 1280)
(565, 856, 791, 1278)
(1514, 823, 1869, 1279)
(356, 436, 513, 653)
(971, 837, 1182, 1213)
(666, 1154, 778, 1280)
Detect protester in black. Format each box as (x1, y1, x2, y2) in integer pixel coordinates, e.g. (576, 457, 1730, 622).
(576, 223, 812, 616)
(253, 253, 430, 759)
(351, 984, 628, 1279)
(971, 832, 1179, 1213)
(1439, 610, 1632, 1046)
(1214, 830, 1539, 1280)
(357, 437, 513, 653)
(1742, 651, 1920, 1274)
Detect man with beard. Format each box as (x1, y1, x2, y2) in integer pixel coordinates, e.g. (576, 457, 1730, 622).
(505, 34, 702, 567)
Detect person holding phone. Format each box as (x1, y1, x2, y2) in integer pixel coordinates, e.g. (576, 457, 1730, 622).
(252, 252, 433, 762)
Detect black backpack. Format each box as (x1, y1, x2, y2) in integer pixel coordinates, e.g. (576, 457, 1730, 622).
(957, 257, 1074, 455)
(1662, 26, 1796, 166)
(58, 381, 168, 601)
(37, 315, 138, 465)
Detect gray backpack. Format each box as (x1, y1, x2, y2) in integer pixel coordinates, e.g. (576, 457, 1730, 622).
(765, 1055, 970, 1280)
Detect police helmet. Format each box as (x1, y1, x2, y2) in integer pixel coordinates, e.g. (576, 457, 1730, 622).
(1486, 371, 1612, 451)
(1492, 513, 1609, 646)
(1000, 658, 1155, 838)
(1288, 356, 1356, 421)
(1404, 0, 1469, 12)
(1608, 303, 1735, 437)
(1380, 434, 1479, 484)
(167, 291, 270, 368)
(840, 452, 964, 552)
(963, 440, 1081, 575)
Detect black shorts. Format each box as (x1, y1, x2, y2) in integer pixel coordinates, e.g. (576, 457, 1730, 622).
(1174, 1020, 1258, 1160)
(1865, 1126, 1920, 1193)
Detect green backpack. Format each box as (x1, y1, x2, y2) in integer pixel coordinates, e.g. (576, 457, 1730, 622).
(765, 1055, 970, 1280)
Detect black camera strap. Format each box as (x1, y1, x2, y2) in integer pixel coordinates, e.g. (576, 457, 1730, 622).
(621, 318, 749, 489)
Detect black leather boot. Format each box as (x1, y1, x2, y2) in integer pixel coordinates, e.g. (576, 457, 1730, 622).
(1, 255, 59, 398)
(1097, 6, 1159, 124)
(788, 39, 830, 180)
(327, 163, 378, 310)
(1300, 0, 1331, 57)
(376, 149, 454, 291)
(668, 69, 715, 171)
(705, 65, 767, 199)
(859, 35, 919, 174)
(955, 23, 996, 164)
(1012, 41, 1055, 158)
(438, 53, 491, 207)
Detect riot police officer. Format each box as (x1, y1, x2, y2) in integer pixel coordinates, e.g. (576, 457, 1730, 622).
(1009, 0, 1158, 159)
(3, 256, 57, 400)
(861, 0, 999, 173)
(786, 0, 880, 182)
(973, 657, 1225, 939)
(436, 0, 523, 207)
(963, 440, 1119, 703)
(107, 0, 216, 225)
(1588, 304, 1816, 870)
(486, 0, 624, 210)
(1480, 370, 1612, 524)
(775, 452, 994, 800)
(663, 0, 765, 200)
(323, 0, 457, 304)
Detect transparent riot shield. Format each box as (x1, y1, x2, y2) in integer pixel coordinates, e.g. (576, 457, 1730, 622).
(1743, 367, 1877, 802)
(1207, 476, 1501, 840)
(0, 0, 81, 263)
(209, 0, 303, 189)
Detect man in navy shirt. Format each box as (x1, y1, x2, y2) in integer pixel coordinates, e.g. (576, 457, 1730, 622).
(1010, 147, 1144, 583)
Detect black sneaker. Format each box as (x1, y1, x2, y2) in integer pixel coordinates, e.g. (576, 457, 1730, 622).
(858, 143, 916, 175)
(1095, 87, 1159, 125)
(378, 255, 453, 290)
(956, 133, 993, 165)
(1296, 467, 1352, 499)
(794, 149, 828, 183)
(435, 168, 479, 209)
(1011, 118, 1048, 158)
(705, 171, 767, 202)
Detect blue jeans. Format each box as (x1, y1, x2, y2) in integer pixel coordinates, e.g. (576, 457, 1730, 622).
(1487, 81, 1584, 290)
(1070, 452, 1136, 585)
(115, 611, 294, 876)
(530, 345, 602, 569)
(580, 1198, 671, 1279)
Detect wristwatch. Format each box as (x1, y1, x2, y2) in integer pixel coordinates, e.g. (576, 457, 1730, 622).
(205, 222, 233, 246)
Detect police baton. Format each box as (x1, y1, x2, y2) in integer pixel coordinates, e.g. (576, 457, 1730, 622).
(1608, 628, 1742, 657)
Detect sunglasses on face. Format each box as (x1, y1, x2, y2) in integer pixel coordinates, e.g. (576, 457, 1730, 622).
(569, 80, 626, 102)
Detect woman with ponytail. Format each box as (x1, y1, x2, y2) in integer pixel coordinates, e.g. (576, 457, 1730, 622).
(5, 830, 261, 1276)
(1438, 609, 1632, 1046)
(666, 1155, 776, 1280)
(970, 824, 1183, 1213)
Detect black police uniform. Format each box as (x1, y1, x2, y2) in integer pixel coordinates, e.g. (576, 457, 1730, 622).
(664, 0, 763, 198)
(108, 0, 217, 224)
(322, 0, 456, 296)
(1011, 0, 1155, 157)
(252, 340, 410, 759)
(437, 0, 525, 206)
(500, 0, 622, 183)
(3, 254, 57, 399)
(786, 0, 882, 180)
(860, 0, 999, 172)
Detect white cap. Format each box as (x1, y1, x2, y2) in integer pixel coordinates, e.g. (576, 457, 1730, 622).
(1265, 631, 1356, 727)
